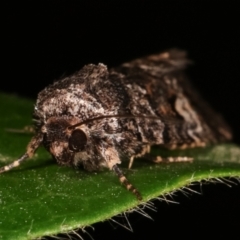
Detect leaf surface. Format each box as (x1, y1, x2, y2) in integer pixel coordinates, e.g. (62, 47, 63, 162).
(0, 93, 240, 240)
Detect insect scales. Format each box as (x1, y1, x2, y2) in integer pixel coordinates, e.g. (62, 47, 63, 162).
(0, 49, 232, 200)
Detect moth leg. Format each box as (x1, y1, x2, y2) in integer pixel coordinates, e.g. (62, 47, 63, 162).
(128, 156, 134, 169)
(0, 133, 43, 174)
(0, 153, 29, 173)
(112, 164, 142, 201)
(145, 154, 193, 163)
(128, 145, 151, 169)
(100, 145, 142, 200)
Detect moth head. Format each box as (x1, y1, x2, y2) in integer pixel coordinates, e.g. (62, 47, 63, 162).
(41, 117, 90, 166)
(0, 116, 103, 174)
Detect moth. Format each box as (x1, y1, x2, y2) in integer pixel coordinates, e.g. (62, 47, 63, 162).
(0, 49, 232, 200)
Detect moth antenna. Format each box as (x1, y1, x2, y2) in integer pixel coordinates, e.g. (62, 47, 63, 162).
(112, 164, 142, 201)
(0, 132, 43, 174)
(5, 125, 35, 134)
(68, 114, 161, 130)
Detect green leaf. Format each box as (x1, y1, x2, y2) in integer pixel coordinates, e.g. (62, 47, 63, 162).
(0, 93, 240, 240)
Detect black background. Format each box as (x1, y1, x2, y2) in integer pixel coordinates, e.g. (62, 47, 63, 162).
(2, 1, 240, 239)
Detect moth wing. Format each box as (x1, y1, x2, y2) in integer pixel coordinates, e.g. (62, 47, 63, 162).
(113, 49, 232, 147)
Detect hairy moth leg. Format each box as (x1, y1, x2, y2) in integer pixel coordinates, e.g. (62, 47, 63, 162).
(112, 164, 142, 200)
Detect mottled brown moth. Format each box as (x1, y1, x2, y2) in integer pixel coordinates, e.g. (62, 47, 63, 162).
(0, 49, 232, 200)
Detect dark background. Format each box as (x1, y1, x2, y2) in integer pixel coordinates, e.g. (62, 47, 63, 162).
(2, 1, 240, 239)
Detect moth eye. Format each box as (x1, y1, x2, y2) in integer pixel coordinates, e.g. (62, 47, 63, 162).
(68, 129, 87, 152)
